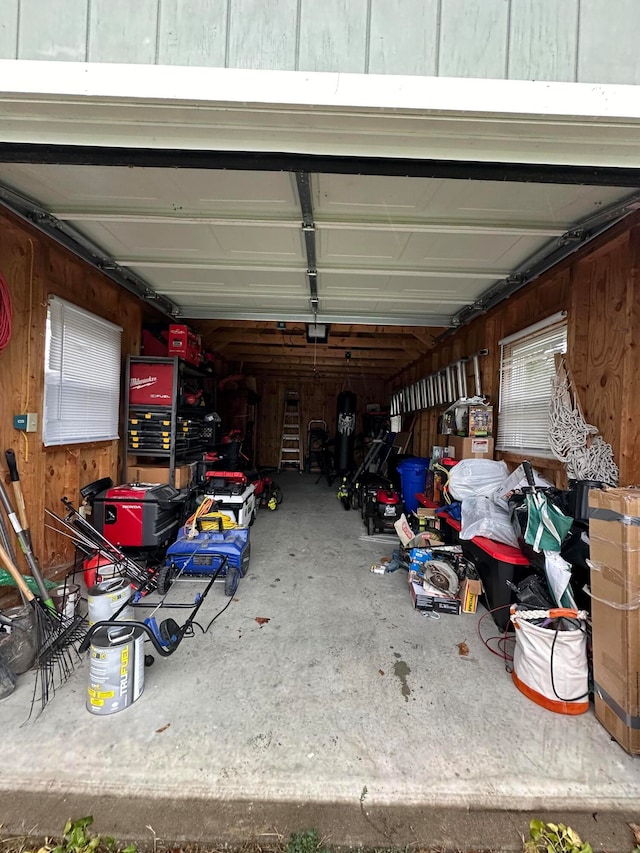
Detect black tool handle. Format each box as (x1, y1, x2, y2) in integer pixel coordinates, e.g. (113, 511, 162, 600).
(4, 450, 18, 483)
(522, 460, 536, 490)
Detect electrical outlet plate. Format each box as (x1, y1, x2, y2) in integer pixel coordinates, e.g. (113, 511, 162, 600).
(14, 413, 38, 432)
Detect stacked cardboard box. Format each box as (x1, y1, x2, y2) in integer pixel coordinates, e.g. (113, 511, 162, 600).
(126, 463, 193, 489)
(437, 435, 494, 460)
(589, 487, 640, 754)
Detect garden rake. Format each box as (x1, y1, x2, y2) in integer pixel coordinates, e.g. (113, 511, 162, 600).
(0, 539, 86, 716)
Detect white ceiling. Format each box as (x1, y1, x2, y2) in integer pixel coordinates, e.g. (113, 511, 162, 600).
(0, 162, 636, 326)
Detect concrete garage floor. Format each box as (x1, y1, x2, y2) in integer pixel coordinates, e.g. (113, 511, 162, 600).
(1, 473, 640, 850)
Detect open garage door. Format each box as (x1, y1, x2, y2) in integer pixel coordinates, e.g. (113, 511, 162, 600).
(1, 61, 640, 378)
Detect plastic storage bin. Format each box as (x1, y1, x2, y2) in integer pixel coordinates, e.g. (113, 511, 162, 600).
(397, 457, 429, 512)
(460, 537, 530, 631)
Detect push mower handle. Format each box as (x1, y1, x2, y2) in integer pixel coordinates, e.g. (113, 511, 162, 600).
(79, 619, 177, 656)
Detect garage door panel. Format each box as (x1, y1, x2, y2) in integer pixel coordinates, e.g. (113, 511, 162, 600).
(426, 180, 634, 225)
(319, 295, 471, 318)
(206, 223, 304, 260)
(315, 172, 441, 217)
(321, 271, 490, 304)
(314, 171, 633, 226)
(75, 220, 305, 263)
(317, 227, 411, 264)
(77, 220, 226, 256)
(0, 163, 300, 216)
(130, 264, 306, 300)
(318, 227, 539, 270)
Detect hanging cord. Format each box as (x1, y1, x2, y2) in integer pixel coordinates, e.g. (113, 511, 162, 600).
(0, 270, 12, 353)
(18, 239, 35, 462)
(548, 355, 618, 484)
(343, 351, 352, 390)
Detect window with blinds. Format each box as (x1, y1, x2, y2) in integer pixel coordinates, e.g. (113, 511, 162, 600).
(496, 313, 567, 456)
(43, 296, 123, 446)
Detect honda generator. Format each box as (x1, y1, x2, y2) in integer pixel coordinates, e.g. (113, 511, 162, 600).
(92, 483, 187, 549)
(363, 486, 403, 535)
(204, 471, 256, 527)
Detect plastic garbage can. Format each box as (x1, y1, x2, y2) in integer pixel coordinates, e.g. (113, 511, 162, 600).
(397, 457, 429, 512)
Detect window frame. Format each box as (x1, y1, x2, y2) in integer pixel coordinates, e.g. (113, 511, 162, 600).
(43, 295, 123, 447)
(496, 311, 568, 458)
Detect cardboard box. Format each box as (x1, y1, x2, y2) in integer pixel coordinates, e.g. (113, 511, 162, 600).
(409, 580, 461, 615)
(443, 435, 494, 460)
(416, 507, 437, 520)
(588, 487, 640, 754)
(127, 463, 192, 489)
(459, 577, 483, 614)
(467, 405, 494, 437)
(416, 506, 442, 535)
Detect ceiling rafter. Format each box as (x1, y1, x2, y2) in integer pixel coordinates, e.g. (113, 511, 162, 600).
(216, 346, 416, 361)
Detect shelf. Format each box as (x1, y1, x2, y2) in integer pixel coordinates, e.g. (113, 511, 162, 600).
(125, 354, 216, 488)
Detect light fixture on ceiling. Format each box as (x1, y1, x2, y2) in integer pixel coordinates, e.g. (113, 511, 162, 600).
(306, 323, 329, 344)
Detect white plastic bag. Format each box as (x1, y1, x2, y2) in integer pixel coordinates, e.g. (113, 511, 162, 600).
(511, 610, 589, 715)
(459, 495, 520, 548)
(448, 459, 510, 501)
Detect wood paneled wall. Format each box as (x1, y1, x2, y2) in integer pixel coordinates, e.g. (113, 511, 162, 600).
(0, 209, 143, 577)
(255, 376, 386, 468)
(389, 213, 640, 487)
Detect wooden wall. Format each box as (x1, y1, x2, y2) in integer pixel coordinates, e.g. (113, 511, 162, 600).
(254, 376, 386, 468)
(389, 213, 640, 487)
(0, 209, 143, 578)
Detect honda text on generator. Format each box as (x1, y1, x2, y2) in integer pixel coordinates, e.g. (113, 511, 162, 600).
(91, 482, 190, 551)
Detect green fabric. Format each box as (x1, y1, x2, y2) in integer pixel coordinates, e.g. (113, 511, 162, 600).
(0, 568, 58, 594)
(524, 491, 573, 553)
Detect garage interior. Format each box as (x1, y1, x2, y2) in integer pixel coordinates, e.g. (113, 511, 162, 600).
(2, 143, 640, 847)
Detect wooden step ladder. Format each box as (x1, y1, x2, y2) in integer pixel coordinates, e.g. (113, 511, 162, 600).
(279, 392, 302, 472)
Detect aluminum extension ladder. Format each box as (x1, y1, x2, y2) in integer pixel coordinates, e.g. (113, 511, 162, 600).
(278, 392, 303, 472)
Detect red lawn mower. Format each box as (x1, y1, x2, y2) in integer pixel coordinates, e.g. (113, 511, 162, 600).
(362, 479, 403, 535)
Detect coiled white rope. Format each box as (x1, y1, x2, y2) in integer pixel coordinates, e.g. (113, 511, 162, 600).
(511, 609, 588, 621)
(549, 361, 619, 485)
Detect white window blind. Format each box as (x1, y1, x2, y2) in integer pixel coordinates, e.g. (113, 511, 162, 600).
(43, 296, 123, 447)
(496, 314, 567, 456)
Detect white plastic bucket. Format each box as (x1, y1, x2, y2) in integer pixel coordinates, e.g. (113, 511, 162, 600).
(511, 607, 589, 715)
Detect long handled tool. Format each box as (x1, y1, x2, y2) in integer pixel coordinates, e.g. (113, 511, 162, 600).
(0, 512, 24, 602)
(0, 539, 85, 714)
(5, 450, 31, 546)
(0, 475, 54, 609)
